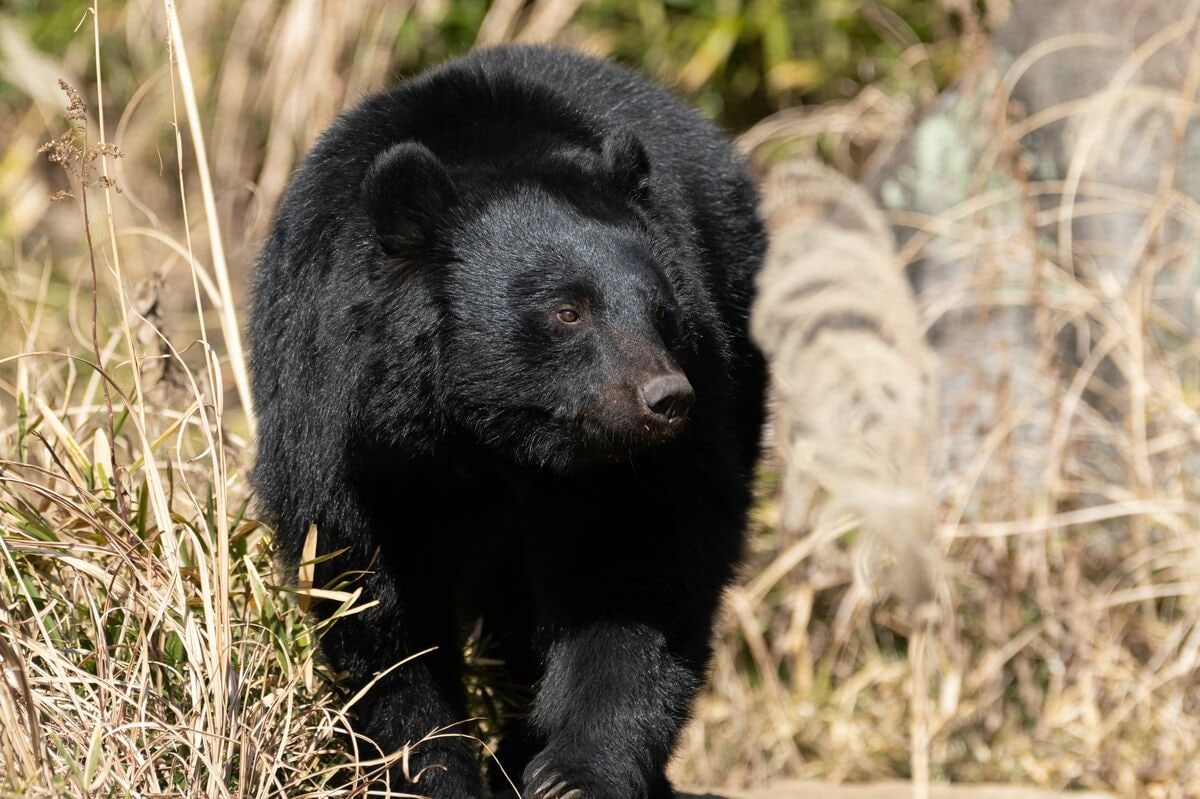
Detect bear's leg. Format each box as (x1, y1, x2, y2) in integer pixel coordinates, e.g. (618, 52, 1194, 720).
(317, 554, 485, 798)
(517, 472, 744, 799)
(520, 614, 712, 799)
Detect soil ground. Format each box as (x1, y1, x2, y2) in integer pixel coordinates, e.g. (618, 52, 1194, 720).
(680, 782, 1115, 799)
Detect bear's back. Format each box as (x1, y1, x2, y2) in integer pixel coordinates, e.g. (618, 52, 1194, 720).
(271, 46, 761, 308)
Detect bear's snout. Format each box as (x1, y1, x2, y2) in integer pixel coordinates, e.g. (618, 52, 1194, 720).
(639, 373, 694, 428)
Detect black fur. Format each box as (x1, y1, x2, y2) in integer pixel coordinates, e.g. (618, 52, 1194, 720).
(250, 45, 765, 799)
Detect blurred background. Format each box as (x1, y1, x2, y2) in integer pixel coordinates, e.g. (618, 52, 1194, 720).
(3, 2, 1200, 798)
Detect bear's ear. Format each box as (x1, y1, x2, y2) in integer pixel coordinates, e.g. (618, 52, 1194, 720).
(601, 130, 651, 206)
(362, 142, 457, 257)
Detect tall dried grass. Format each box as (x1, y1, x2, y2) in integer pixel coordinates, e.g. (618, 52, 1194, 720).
(677, 10, 1200, 799)
(0, 2, 415, 795)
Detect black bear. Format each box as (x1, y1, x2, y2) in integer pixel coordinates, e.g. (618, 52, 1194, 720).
(250, 45, 764, 799)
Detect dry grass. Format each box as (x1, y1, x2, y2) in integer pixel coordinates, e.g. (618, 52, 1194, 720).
(1, 2, 1199, 798)
(1, 2, 416, 795)
(678, 12, 1200, 798)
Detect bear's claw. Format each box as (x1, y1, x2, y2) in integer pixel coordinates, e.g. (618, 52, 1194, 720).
(530, 773, 571, 798)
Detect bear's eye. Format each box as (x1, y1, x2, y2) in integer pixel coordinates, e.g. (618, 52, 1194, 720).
(555, 305, 583, 326)
(655, 306, 667, 324)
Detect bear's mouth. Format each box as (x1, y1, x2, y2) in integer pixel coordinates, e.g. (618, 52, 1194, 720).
(460, 400, 688, 473)
(563, 408, 689, 465)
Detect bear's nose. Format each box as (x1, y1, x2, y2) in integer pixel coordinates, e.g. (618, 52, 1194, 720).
(639, 374, 695, 424)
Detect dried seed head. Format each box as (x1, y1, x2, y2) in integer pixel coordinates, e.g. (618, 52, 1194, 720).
(39, 81, 123, 195)
(58, 79, 87, 121)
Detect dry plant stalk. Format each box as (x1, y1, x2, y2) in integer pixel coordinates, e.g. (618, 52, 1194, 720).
(748, 160, 944, 798)
(751, 159, 944, 612)
(37, 80, 127, 522)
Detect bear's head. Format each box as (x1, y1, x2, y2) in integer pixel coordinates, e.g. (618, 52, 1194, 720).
(362, 134, 696, 472)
